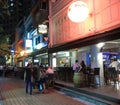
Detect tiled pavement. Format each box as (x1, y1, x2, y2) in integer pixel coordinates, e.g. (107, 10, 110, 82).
(0, 77, 120, 105)
(0, 77, 86, 105)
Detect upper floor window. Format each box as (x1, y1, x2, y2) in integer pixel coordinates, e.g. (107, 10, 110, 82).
(35, 36, 41, 45)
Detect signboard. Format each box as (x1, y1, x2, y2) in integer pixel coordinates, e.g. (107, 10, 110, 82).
(26, 40, 32, 47)
(38, 24, 47, 34)
(25, 40, 33, 53)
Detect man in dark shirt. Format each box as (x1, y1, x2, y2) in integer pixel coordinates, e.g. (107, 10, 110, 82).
(25, 63, 33, 95)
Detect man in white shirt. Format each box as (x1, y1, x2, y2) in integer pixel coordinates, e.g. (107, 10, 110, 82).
(109, 58, 119, 71)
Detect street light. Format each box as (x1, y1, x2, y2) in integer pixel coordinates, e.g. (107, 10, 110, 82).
(67, 1, 89, 23)
(10, 49, 14, 66)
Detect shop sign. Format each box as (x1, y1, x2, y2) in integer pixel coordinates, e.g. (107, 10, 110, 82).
(38, 24, 47, 34)
(25, 40, 33, 53)
(26, 39, 32, 47)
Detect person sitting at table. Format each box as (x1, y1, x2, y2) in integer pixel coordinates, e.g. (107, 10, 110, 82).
(60, 61, 64, 67)
(46, 66, 54, 87)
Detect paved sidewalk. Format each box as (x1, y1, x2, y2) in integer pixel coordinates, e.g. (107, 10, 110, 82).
(0, 77, 86, 105)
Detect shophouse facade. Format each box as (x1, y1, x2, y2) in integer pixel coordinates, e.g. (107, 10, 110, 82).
(15, 19, 26, 67)
(48, 0, 120, 85)
(15, 0, 49, 67)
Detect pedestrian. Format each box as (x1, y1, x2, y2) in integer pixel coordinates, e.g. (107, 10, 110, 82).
(25, 63, 33, 95)
(39, 63, 44, 69)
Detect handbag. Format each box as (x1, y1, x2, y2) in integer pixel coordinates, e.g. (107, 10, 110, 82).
(39, 84, 43, 91)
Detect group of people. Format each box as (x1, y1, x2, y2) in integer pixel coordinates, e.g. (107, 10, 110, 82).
(73, 58, 120, 73)
(24, 63, 54, 95)
(24, 58, 120, 95)
(72, 60, 87, 73)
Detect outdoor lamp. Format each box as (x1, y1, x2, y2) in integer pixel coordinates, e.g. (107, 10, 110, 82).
(67, 0, 89, 23)
(97, 42, 105, 48)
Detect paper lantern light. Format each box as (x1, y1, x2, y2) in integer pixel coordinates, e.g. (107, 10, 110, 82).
(68, 1, 89, 23)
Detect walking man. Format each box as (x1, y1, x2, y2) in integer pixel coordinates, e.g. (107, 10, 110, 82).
(25, 63, 33, 95)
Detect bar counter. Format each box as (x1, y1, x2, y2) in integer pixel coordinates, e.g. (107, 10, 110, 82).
(54, 67, 73, 82)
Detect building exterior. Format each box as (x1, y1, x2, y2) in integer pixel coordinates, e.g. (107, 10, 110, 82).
(48, 0, 120, 85)
(0, 0, 39, 66)
(14, 0, 49, 67)
(14, 19, 26, 67)
(14, 0, 120, 85)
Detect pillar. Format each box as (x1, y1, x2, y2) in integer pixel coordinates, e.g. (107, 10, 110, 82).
(90, 45, 104, 86)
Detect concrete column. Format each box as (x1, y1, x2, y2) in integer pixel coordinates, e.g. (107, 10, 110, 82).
(48, 53, 53, 67)
(90, 45, 104, 86)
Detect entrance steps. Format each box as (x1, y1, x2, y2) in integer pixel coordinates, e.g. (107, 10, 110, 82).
(54, 82, 120, 105)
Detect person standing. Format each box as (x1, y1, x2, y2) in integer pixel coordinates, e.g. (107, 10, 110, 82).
(109, 58, 119, 71)
(72, 60, 81, 72)
(80, 60, 86, 74)
(108, 58, 120, 85)
(25, 63, 33, 95)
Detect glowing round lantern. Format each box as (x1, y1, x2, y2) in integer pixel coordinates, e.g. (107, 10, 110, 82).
(68, 1, 89, 23)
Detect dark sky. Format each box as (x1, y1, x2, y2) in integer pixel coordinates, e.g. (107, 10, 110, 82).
(0, 0, 38, 44)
